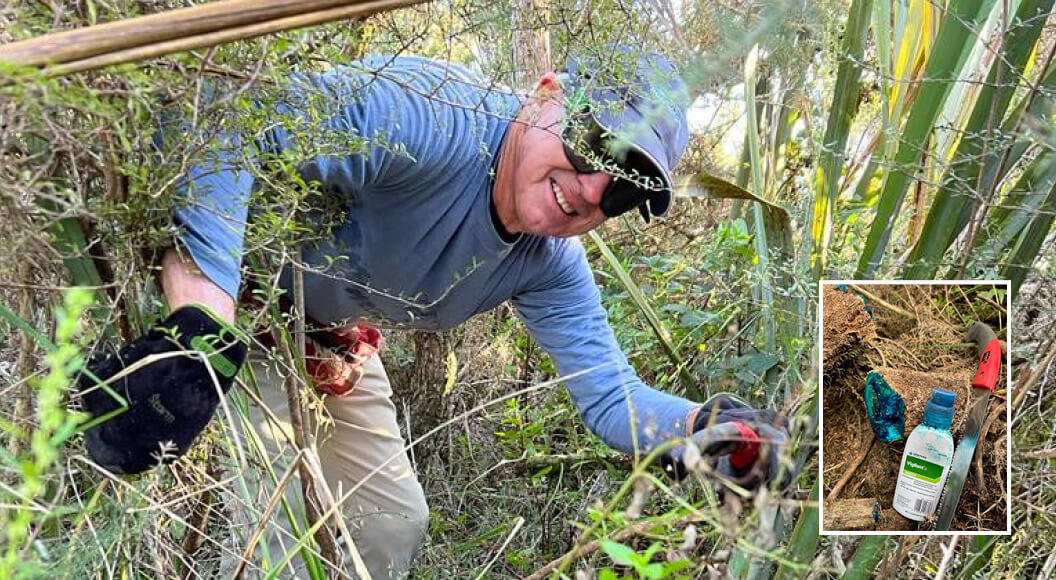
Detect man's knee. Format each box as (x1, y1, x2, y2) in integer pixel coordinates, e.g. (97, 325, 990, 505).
(349, 497, 430, 579)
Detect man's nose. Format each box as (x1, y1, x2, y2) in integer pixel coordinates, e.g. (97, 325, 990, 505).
(579, 172, 613, 206)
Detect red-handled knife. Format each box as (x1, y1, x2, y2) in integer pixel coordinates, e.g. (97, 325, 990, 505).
(935, 322, 1001, 530)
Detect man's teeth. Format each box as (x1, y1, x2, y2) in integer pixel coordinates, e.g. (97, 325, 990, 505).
(552, 180, 575, 215)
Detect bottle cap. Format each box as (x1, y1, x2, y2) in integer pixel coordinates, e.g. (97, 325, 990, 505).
(923, 388, 956, 430)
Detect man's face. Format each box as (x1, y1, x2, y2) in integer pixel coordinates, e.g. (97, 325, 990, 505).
(494, 85, 618, 238)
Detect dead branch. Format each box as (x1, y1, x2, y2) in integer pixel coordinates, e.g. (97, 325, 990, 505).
(824, 498, 877, 530)
(848, 285, 917, 320)
(1017, 448, 1056, 460)
(0, 0, 425, 68)
(823, 498, 914, 532)
(827, 433, 876, 502)
(974, 402, 1006, 494)
(1013, 337, 1056, 412)
(8, 261, 36, 456)
(274, 332, 346, 577)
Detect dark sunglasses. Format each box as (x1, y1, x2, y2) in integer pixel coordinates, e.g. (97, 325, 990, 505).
(561, 104, 663, 218)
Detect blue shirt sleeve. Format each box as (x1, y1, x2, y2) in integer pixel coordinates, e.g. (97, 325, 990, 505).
(171, 67, 404, 300)
(172, 127, 254, 300)
(511, 238, 700, 455)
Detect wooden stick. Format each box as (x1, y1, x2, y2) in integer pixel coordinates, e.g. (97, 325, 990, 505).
(0, 0, 420, 67)
(38, 0, 427, 78)
(1019, 448, 1056, 460)
(274, 333, 346, 577)
(974, 402, 1006, 494)
(827, 432, 877, 502)
(848, 285, 917, 320)
(1013, 337, 1056, 412)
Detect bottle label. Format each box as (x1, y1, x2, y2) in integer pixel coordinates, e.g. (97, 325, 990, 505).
(902, 456, 944, 483)
(893, 453, 947, 519)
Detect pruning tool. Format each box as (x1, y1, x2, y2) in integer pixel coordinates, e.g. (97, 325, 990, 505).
(935, 322, 1002, 530)
(689, 420, 761, 470)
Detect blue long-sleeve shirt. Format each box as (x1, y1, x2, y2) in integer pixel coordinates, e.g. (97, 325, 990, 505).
(172, 55, 699, 455)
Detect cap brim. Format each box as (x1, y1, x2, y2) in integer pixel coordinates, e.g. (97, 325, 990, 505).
(592, 109, 673, 219)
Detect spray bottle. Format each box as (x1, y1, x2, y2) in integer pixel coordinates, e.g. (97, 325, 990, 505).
(893, 388, 956, 520)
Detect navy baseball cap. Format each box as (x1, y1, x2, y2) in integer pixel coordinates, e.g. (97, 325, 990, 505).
(563, 49, 691, 221)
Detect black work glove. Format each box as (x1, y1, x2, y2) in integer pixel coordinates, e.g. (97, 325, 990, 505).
(661, 393, 792, 493)
(76, 304, 247, 475)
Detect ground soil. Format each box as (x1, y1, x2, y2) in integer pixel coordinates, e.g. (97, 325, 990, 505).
(821, 284, 1008, 532)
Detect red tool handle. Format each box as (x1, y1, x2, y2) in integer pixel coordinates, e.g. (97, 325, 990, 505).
(729, 421, 761, 470)
(688, 421, 761, 469)
(967, 322, 1001, 391)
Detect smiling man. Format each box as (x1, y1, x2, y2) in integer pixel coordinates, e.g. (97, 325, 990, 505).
(77, 50, 790, 578)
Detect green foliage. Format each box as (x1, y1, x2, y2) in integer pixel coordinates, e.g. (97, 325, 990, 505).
(599, 540, 691, 579)
(2, 0, 1052, 576)
(0, 289, 92, 577)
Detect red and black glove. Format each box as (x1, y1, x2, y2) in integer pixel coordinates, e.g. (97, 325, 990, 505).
(661, 393, 792, 492)
(76, 304, 247, 475)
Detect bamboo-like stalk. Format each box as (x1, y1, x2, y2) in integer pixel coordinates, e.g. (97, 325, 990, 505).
(3, 0, 427, 79)
(588, 230, 703, 401)
(0, 0, 422, 69)
(44, 0, 425, 77)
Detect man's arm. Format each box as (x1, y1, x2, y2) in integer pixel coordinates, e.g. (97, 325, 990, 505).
(162, 248, 236, 323)
(511, 239, 700, 455)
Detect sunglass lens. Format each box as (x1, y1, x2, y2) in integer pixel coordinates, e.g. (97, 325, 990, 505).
(600, 182, 647, 218)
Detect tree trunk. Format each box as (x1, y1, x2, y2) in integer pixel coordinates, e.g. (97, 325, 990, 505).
(402, 330, 453, 444)
(512, 0, 550, 88)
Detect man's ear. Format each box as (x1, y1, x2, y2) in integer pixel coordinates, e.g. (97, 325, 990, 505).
(532, 71, 562, 100)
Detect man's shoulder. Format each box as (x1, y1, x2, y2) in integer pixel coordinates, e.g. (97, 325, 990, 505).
(312, 55, 515, 106)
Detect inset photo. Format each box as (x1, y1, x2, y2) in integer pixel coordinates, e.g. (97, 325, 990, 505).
(819, 281, 1011, 534)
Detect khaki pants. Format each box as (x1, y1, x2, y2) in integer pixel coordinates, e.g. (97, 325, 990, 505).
(242, 353, 429, 579)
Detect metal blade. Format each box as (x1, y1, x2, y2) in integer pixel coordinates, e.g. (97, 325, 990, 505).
(935, 387, 991, 530)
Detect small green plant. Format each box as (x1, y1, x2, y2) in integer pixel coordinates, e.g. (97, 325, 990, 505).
(0, 288, 92, 578)
(598, 539, 692, 579)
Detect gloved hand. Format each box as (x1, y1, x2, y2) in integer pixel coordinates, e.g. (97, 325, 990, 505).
(76, 304, 247, 474)
(661, 393, 792, 492)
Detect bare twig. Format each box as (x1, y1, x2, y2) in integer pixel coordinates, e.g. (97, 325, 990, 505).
(827, 433, 877, 502)
(848, 285, 917, 320)
(274, 332, 346, 577)
(233, 450, 304, 580)
(934, 535, 960, 580)
(1017, 448, 1056, 460)
(1013, 337, 1056, 413)
(473, 517, 525, 580)
(9, 262, 35, 456)
(974, 402, 1006, 494)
